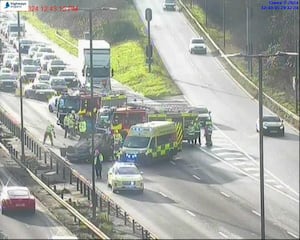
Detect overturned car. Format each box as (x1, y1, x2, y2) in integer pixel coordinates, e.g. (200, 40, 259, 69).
(63, 133, 113, 163)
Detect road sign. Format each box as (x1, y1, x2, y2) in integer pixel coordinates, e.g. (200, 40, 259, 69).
(0, 1, 29, 12)
(145, 8, 152, 22)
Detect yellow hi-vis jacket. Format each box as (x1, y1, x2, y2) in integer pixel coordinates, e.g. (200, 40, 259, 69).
(79, 120, 87, 133)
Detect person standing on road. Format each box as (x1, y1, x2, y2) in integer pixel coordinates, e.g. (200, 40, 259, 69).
(63, 114, 70, 138)
(94, 149, 104, 179)
(43, 122, 56, 146)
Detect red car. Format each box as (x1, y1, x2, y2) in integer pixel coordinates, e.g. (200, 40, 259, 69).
(1, 186, 36, 214)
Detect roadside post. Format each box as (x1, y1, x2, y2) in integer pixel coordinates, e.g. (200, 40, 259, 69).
(145, 8, 153, 73)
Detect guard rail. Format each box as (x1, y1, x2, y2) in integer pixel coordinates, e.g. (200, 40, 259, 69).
(178, 0, 299, 129)
(0, 105, 157, 240)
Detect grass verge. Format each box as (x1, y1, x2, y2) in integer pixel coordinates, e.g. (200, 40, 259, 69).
(21, 12, 181, 99)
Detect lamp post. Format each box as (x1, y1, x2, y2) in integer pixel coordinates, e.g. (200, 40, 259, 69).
(80, 6, 117, 223)
(17, 11, 25, 164)
(223, 51, 298, 239)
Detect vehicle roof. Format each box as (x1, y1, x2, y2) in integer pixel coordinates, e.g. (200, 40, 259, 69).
(78, 39, 110, 49)
(113, 162, 137, 168)
(191, 37, 204, 41)
(3, 186, 30, 191)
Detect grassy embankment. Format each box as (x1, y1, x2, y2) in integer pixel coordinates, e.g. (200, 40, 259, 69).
(184, 4, 296, 114)
(22, 13, 181, 99)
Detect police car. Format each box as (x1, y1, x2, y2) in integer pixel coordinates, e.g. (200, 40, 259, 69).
(107, 162, 144, 193)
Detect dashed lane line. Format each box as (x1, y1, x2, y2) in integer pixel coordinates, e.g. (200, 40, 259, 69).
(220, 191, 230, 198)
(232, 162, 253, 166)
(170, 161, 176, 165)
(252, 173, 260, 177)
(287, 231, 299, 239)
(186, 210, 196, 217)
(218, 231, 229, 239)
(211, 147, 237, 152)
(159, 192, 168, 198)
(193, 175, 201, 181)
(251, 210, 261, 217)
(243, 167, 259, 171)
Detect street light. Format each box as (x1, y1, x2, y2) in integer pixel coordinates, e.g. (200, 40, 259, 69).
(17, 11, 25, 164)
(79, 6, 117, 224)
(223, 51, 299, 239)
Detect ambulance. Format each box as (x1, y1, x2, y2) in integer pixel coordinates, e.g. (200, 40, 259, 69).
(119, 121, 182, 165)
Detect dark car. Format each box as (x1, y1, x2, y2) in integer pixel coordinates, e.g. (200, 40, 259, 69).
(47, 59, 66, 76)
(24, 82, 56, 101)
(17, 39, 37, 54)
(0, 73, 17, 92)
(256, 115, 285, 136)
(49, 76, 68, 94)
(22, 58, 40, 67)
(65, 133, 113, 163)
(21, 65, 41, 82)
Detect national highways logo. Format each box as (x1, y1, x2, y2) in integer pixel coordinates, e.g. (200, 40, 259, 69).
(0, 1, 29, 12)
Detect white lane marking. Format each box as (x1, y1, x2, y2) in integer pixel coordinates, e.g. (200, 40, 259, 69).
(220, 191, 230, 198)
(252, 173, 260, 177)
(232, 162, 252, 166)
(186, 210, 195, 217)
(193, 175, 201, 181)
(275, 185, 284, 189)
(217, 152, 244, 156)
(198, 147, 299, 203)
(213, 125, 299, 198)
(159, 191, 168, 198)
(224, 157, 248, 161)
(211, 147, 236, 152)
(218, 231, 229, 238)
(287, 231, 299, 239)
(265, 179, 276, 183)
(252, 210, 261, 216)
(170, 161, 176, 165)
(243, 167, 259, 171)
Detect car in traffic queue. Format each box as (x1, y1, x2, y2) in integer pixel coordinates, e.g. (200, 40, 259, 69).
(0, 67, 11, 74)
(57, 70, 78, 87)
(49, 76, 68, 94)
(40, 53, 57, 71)
(0, 73, 17, 92)
(47, 59, 67, 76)
(10, 56, 19, 72)
(24, 82, 57, 101)
(3, 52, 16, 68)
(189, 37, 207, 54)
(21, 65, 41, 82)
(28, 44, 47, 58)
(34, 73, 51, 84)
(256, 115, 285, 136)
(107, 162, 144, 193)
(187, 105, 212, 126)
(17, 39, 37, 54)
(22, 57, 40, 67)
(8, 32, 18, 45)
(48, 95, 60, 113)
(1, 186, 36, 215)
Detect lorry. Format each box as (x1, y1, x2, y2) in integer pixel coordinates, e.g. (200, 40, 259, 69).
(78, 40, 112, 93)
(5, 22, 25, 39)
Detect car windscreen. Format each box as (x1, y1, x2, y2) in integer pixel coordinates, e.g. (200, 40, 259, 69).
(36, 84, 51, 89)
(44, 55, 56, 60)
(0, 74, 16, 80)
(39, 48, 53, 52)
(23, 59, 36, 65)
(116, 166, 139, 175)
(192, 39, 204, 44)
(195, 108, 208, 114)
(51, 60, 64, 65)
(7, 189, 29, 198)
(39, 75, 50, 80)
(59, 72, 75, 76)
(23, 66, 38, 72)
(52, 79, 66, 85)
(123, 136, 150, 148)
(263, 116, 280, 122)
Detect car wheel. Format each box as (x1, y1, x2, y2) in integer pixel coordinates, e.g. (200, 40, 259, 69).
(107, 175, 111, 187)
(49, 105, 53, 112)
(25, 92, 29, 98)
(112, 183, 116, 193)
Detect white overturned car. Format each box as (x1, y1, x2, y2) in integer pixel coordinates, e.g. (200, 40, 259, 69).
(189, 37, 207, 54)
